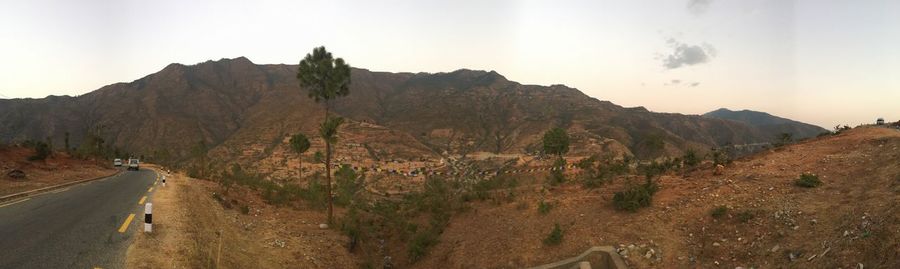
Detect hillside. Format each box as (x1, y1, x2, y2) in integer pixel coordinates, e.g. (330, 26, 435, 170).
(414, 126, 900, 268)
(703, 108, 828, 140)
(125, 126, 900, 269)
(1, 58, 822, 169)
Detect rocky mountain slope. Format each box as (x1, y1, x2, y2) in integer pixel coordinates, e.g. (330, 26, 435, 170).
(0, 58, 825, 166)
(704, 108, 828, 140)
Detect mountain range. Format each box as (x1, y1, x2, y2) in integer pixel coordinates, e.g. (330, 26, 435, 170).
(703, 108, 828, 139)
(0, 57, 828, 167)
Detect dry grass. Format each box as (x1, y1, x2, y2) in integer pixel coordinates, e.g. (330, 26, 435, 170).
(125, 166, 356, 268)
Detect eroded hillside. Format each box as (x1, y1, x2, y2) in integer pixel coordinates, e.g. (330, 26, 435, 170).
(414, 126, 899, 268)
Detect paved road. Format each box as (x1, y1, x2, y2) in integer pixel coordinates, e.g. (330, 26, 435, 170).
(0, 168, 158, 269)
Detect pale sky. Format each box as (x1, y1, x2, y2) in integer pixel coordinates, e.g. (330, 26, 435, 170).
(1, 0, 898, 128)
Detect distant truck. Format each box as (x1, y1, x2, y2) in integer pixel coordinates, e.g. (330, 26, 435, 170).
(876, 118, 885, 125)
(127, 158, 140, 171)
(114, 158, 123, 167)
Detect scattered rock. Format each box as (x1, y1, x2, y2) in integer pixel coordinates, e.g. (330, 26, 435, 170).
(770, 245, 780, 252)
(6, 169, 25, 179)
(269, 238, 286, 248)
(714, 164, 725, 175)
(319, 223, 329, 229)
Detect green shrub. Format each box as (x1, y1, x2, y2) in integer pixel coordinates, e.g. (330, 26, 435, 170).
(545, 157, 568, 186)
(298, 175, 327, 209)
(612, 179, 659, 212)
(547, 170, 565, 186)
(537, 199, 553, 215)
(543, 223, 563, 246)
(335, 165, 364, 206)
(682, 150, 701, 167)
(737, 210, 754, 223)
(794, 173, 822, 188)
(27, 141, 51, 161)
(710, 206, 728, 219)
(637, 160, 668, 180)
(240, 205, 250, 214)
(408, 228, 440, 262)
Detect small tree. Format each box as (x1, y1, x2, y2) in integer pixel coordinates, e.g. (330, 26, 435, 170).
(543, 128, 570, 185)
(64, 131, 71, 153)
(28, 141, 51, 161)
(682, 149, 700, 167)
(334, 164, 364, 206)
(774, 132, 793, 147)
(289, 133, 311, 179)
(298, 46, 352, 225)
(542, 127, 570, 157)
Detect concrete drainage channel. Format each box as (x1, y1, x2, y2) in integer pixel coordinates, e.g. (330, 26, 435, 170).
(527, 246, 628, 269)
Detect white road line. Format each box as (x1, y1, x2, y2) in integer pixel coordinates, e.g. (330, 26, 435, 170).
(0, 198, 30, 208)
(49, 187, 70, 194)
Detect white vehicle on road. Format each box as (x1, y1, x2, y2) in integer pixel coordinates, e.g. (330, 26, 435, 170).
(113, 158, 123, 167)
(127, 158, 140, 171)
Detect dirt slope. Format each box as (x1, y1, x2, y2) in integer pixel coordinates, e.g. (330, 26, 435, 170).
(126, 167, 357, 268)
(0, 146, 114, 196)
(414, 127, 900, 268)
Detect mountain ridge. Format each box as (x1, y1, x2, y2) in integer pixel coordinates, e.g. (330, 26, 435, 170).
(0, 57, 826, 166)
(703, 108, 828, 139)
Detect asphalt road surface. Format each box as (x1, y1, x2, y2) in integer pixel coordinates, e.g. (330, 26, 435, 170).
(0, 168, 158, 269)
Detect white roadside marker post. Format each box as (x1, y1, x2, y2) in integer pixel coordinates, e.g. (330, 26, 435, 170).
(162, 175, 166, 187)
(144, 202, 153, 233)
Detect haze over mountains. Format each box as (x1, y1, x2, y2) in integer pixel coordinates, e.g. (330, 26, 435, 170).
(703, 108, 828, 140)
(0, 57, 827, 164)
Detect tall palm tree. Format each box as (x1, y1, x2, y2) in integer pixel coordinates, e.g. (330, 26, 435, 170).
(297, 46, 351, 224)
